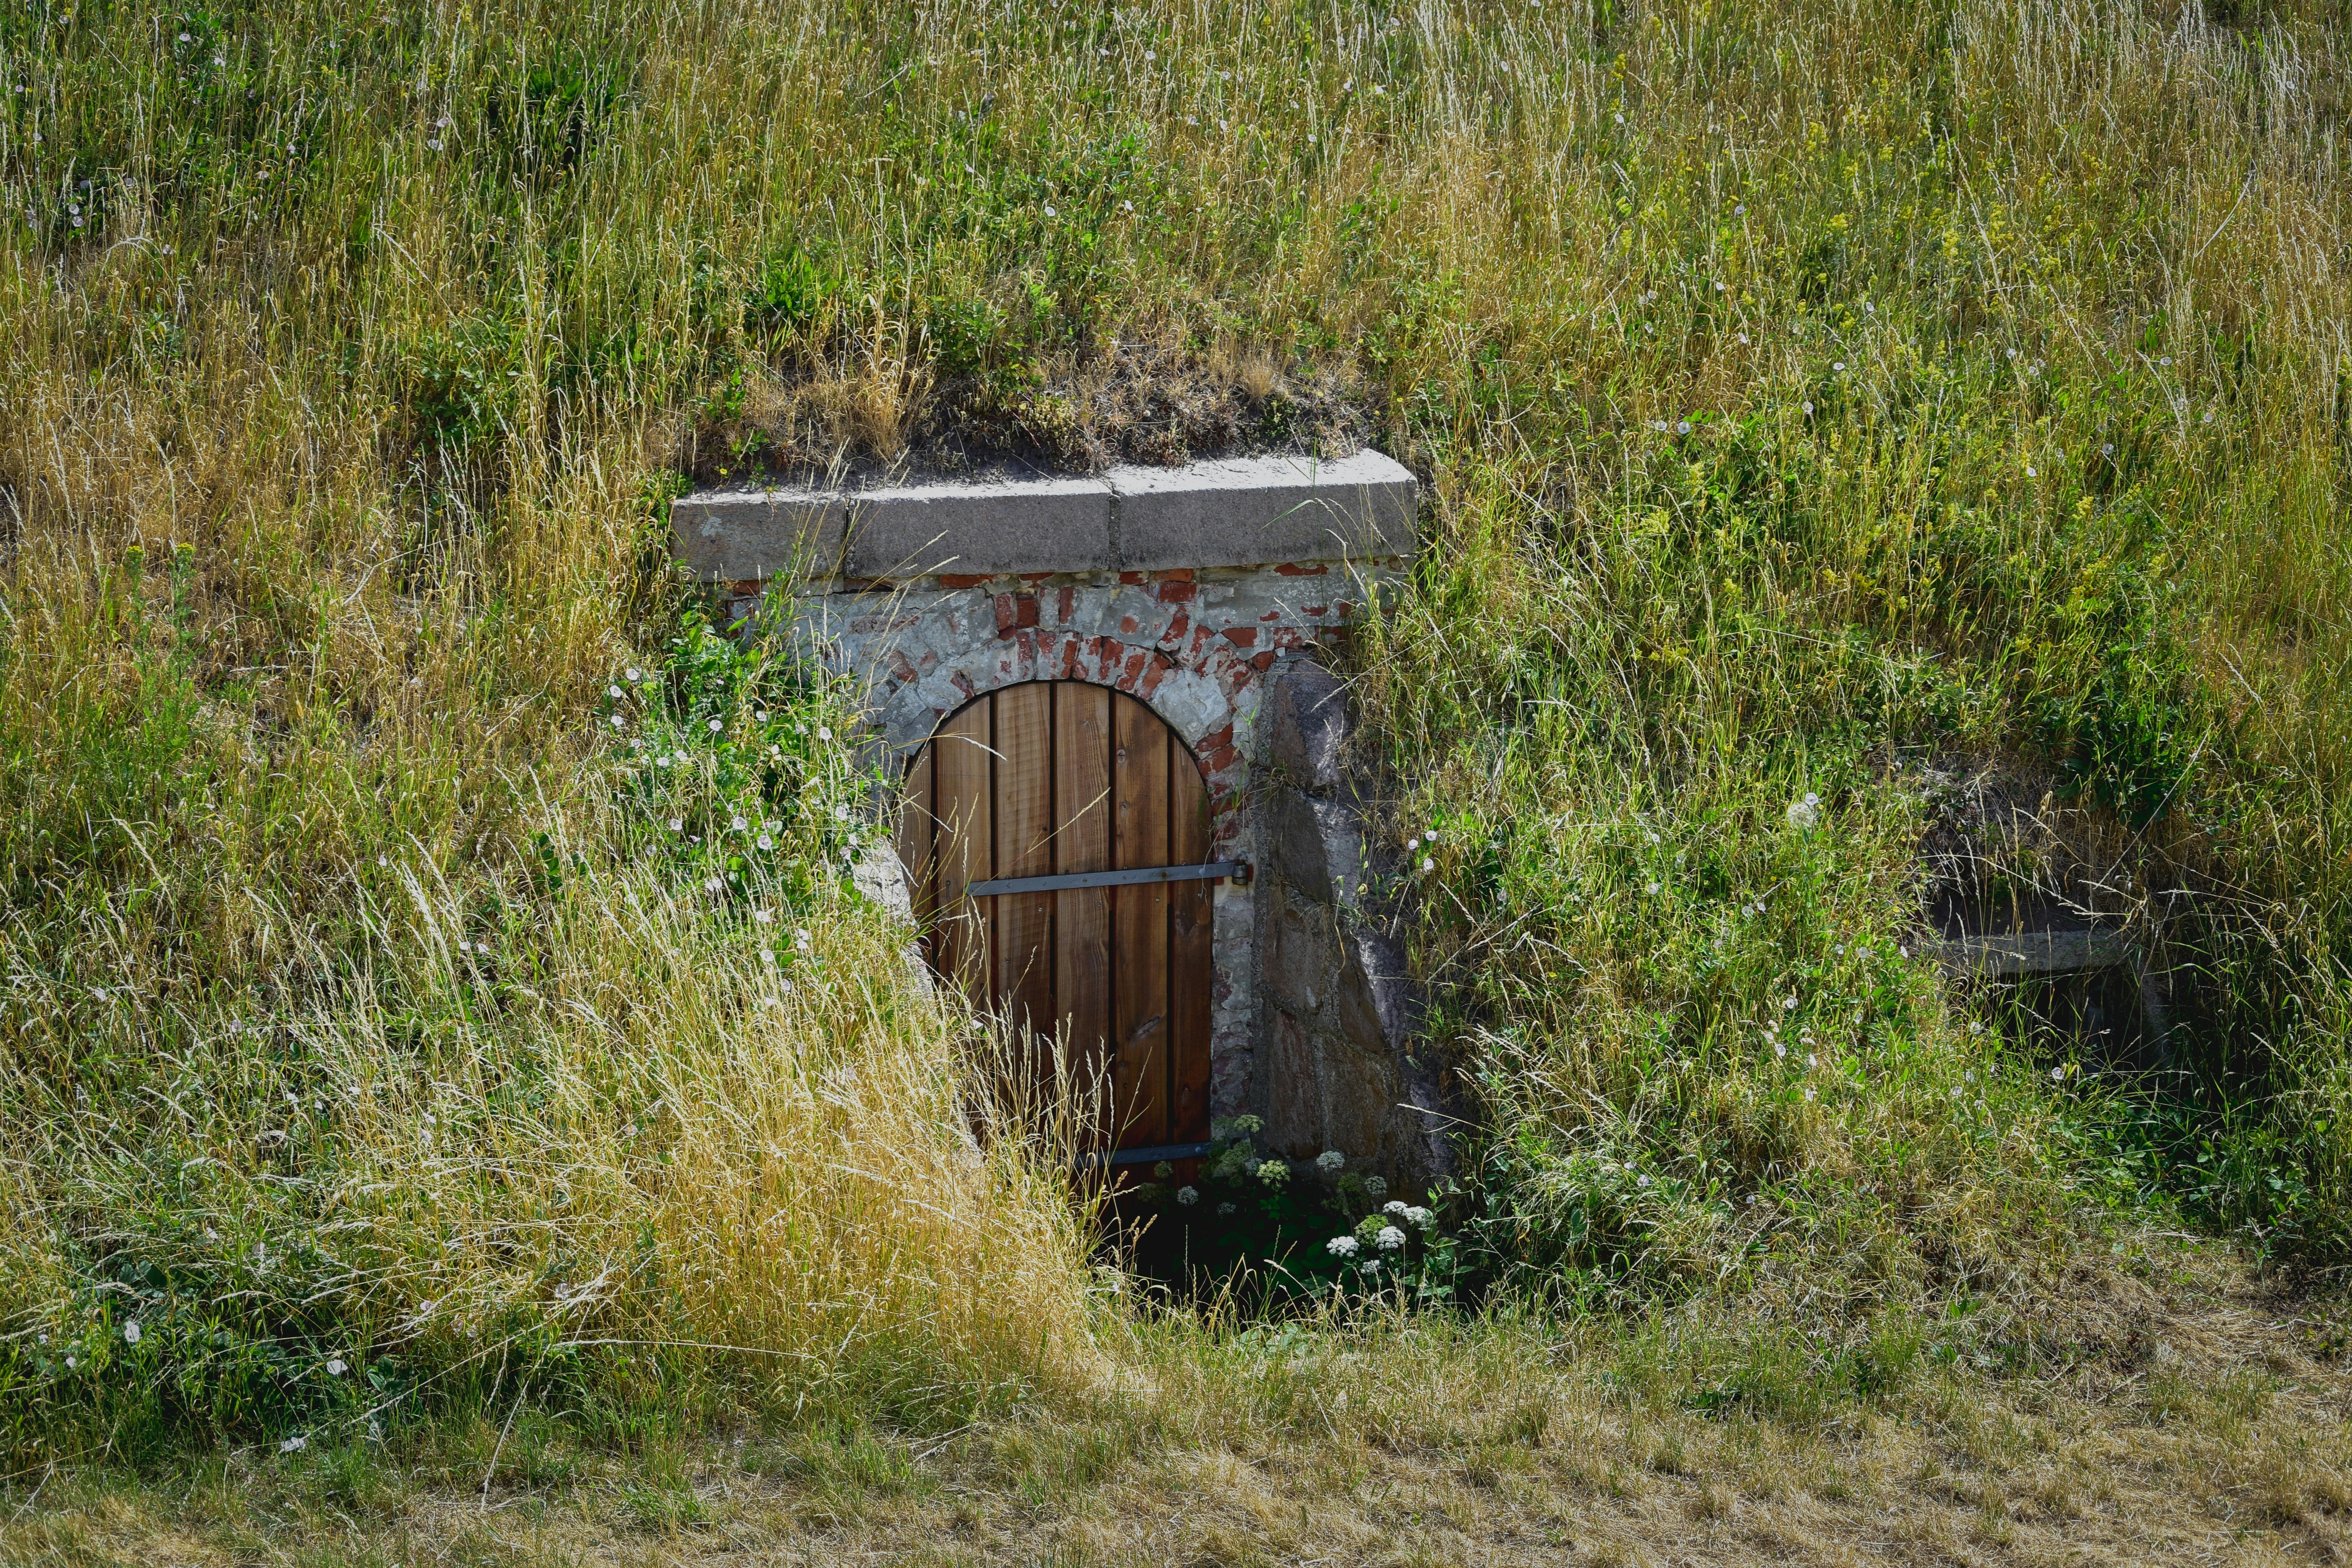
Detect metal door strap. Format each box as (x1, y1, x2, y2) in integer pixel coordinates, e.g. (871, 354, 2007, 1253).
(964, 861, 1249, 898)
(1077, 1142, 1216, 1169)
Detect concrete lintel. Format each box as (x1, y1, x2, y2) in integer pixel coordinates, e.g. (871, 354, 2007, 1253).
(671, 490, 849, 583)
(1924, 929, 2132, 979)
(671, 450, 1419, 584)
(1108, 450, 1419, 572)
(845, 474, 1115, 579)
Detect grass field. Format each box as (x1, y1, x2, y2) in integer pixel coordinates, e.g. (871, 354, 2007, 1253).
(6, 0, 2352, 1558)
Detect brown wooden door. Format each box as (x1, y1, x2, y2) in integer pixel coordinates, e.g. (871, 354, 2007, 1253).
(897, 682, 1212, 1155)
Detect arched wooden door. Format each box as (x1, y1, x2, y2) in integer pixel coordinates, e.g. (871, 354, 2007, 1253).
(896, 682, 1216, 1160)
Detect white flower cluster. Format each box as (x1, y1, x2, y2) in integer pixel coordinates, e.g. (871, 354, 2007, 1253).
(1316, 1149, 1346, 1173)
(1326, 1235, 1359, 1257)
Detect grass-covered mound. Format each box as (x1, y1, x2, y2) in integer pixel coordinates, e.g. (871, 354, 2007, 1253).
(4, 0, 2351, 1472)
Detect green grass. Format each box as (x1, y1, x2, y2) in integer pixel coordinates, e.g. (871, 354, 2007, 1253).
(3, 0, 2352, 1499)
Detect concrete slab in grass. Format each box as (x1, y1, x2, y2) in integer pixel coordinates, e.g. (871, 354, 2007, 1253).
(672, 489, 849, 583)
(844, 474, 1115, 579)
(1108, 450, 1418, 571)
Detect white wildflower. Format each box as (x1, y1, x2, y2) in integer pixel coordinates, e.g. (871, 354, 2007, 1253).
(1327, 1235, 1359, 1257)
(626, 667, 642, 681)
(1786, 795, 1820, 829)
(325, 1357, 346, 1377)
(1375, 1225, 1406, 1251)
(1315, 1150, 1345, 1173)
(1259, 1159, 1289, 1186)
(1403, 1206, 1433, 1227)
(1176, 1186, 1199, 1206)
(122, 1321, 141, 1345)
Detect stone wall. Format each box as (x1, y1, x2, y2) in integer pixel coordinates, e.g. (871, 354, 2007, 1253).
(1253, 659, 1455, 1194)
(716, 561, 1386, 1119)
(675, 452, 1430, 1154)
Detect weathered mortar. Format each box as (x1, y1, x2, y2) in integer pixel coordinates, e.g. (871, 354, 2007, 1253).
(672, 452, 1437, 1160)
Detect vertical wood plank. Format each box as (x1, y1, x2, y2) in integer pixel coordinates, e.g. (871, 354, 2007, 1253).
(1052, 682, 1113, 1125)
(993, 682, 1056, 1051)
(1110, 691, 1171, 1149)
(931, 695, 996, 1005)
(1167, 730, 1214, 1145)
(895, 746, 937, 937)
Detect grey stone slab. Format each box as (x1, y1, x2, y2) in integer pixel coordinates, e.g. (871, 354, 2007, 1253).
(1922, 929, 2131, 978)
(671, 489, 848, 583)
(1108, 450, 1419, 571)
(1264, 659, 1350, 793)
(844, 475, 1114, 579)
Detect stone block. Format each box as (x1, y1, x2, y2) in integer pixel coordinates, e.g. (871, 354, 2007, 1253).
(1263, 660, 1350, 793)
(1268, 789, 1333, 904)
(672, 490, 849, 583)
(1263, 890, 1331, 1017)
(1109, 450, 1419, 571)
(1264, 1011, 1323, 1159)
(844, 475, 1114, 579)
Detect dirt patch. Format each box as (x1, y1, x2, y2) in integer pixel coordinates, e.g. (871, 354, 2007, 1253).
(683, 327, 1380, 490)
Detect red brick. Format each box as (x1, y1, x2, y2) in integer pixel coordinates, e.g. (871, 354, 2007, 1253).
(1158, 610, 1190, 650)
(887, 651, 920, 684)
(1120, 649, 1149, 688)
(1223, 626, 1258, 649)
(1197, 724, 1235, 751)
(1057, 585, 1075, 623)
(1204, 744, 1241, 773)
(1160, 568, 1196, 583)
(1119, 571, 1147, 586)
(1139, 655, 1172, 698)
(993, 593, 1018, 635)
(950, 672, 976, 699)
(1015, 594, 1040, 630)
(1252, 650, 1278, 671)
(1157, 580, 1198, 604)
(1275, 562, 1329, 577)
(938, 573, 991, 590)
(1301, 605, 1328, 618)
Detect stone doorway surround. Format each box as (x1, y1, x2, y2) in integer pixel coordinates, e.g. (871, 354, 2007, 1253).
(673, 452, 1419, 1125)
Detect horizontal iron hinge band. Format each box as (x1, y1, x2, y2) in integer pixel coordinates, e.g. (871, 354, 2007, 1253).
(1078, 1142, 1216, 1169)
(963, 861, 1250, 899)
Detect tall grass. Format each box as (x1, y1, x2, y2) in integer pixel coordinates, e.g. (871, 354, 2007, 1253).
(4, 0, 2352, 1459)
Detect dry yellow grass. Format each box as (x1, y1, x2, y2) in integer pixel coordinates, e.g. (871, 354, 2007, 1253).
(9, 1245, 2352, 1566)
